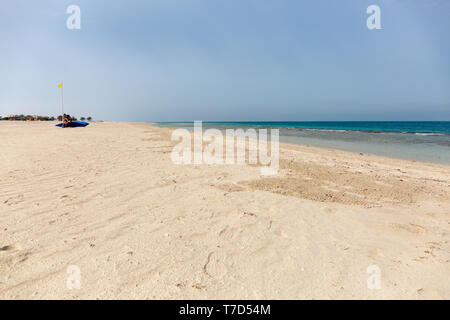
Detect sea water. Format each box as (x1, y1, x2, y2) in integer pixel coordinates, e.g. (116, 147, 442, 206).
(156, 122, 450, 164)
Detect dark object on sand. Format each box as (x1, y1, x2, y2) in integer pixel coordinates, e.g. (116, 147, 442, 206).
(56, 121, 89, 128)
(56, 114, 88, 128)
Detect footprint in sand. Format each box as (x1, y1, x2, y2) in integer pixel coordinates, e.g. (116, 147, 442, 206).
(389, 223, 427, 234)
(0, 245, 14, 251)
(204, 251, 228, 279)
(3, 194, 24, 206)
(417, 288, 443, 300)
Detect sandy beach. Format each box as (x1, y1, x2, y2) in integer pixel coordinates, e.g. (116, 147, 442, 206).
(0, 121, 449, 299)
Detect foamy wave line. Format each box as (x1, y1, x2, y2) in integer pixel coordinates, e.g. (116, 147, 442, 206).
(296, 128, 449, 135)
(414, 132, 445, 136)
(301, 128, 350, 133)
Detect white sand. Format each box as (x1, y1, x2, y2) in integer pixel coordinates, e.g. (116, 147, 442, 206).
(0, 121, 449, 299)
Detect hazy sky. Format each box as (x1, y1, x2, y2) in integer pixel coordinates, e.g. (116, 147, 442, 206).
(1, 0, 449, 121)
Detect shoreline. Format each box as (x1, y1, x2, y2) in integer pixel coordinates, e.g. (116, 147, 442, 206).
(153, 122, 450, 168)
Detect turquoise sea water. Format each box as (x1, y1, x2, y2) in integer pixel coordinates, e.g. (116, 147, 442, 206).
(160, 121, 450, 134)
(156, 121, 450, 164)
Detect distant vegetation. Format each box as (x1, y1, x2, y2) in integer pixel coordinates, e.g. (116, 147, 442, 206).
(0, 115, 93, 121)
(0, 115, 54, 121)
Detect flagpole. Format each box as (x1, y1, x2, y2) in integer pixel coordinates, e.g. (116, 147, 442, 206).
(61, 81, 64, 119)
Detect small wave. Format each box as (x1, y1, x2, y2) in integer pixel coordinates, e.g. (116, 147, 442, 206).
(300, 128, 350, 133)
(295, 128, 449, 135)
(414, 132, 444, 136)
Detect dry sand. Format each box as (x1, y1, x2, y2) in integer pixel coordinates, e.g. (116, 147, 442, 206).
(0, 121, 449, 299)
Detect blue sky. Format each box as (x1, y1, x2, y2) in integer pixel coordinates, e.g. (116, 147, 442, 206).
(1, 0, 449, 121)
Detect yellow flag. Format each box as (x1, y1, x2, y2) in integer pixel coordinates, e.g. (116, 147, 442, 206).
(58, 83, 62, 88)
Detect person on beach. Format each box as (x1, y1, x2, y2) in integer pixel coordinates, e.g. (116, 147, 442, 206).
(62, 114, 73, 128)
